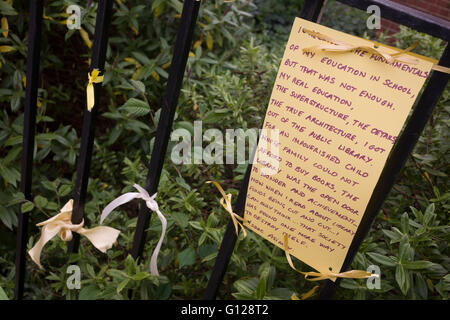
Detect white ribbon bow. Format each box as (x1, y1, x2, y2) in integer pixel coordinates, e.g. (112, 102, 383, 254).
(28, 199, 120, 269)
(101, 184, 167, 276)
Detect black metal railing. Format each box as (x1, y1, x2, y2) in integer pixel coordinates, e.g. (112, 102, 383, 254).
(13, 0, 450, 301)
(14, 0, 201, 300)
(204, 0, 450, 300)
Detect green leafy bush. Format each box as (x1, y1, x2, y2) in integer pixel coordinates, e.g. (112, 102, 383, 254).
(0, 0, 448, 300)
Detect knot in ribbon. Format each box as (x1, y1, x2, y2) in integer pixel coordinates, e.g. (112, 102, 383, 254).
(101, 184, 167, 276)
(283, 234, 376, 282)
(86, 68, 104, 111)
(28, 199, 121, 269)
(207, 181, 247, 238)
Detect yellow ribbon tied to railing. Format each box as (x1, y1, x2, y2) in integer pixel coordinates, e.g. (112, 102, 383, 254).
(28, 199, 120, 269)
(301, 27, 450, 74)
(207, 181, 247, 238)
(301, 27, 419, 64)
(283, 234, 376, 282)
(86, 68, 104, 111)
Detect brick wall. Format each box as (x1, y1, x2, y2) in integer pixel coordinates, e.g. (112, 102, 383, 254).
(380, 0, 450, 34)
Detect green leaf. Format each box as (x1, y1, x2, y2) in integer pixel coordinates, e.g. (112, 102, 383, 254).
(415, 273, 428, 299)
(198, 243, 217, 259)
(402, 261, 435, 270)
(58, 185, 72, 197)
(0, 1, 17, 15)
(434, 278, 449, 298)
(340, 278, 362, 290)
(395, 264, 409, 295)
(2, 146, 21, 165)
(21, 201, 34, 213)
(423, 203, 435, 226)
(131, 272, 150, 281)
(119, 98, 150, 117)
(400, 212, 409, 234)
(45, 272, 61, 281)
(177, 247, 196, 268)
(79, 285, 100, 300)
(81, 265, 93, 280)
(34, 195, 48, 208)
(168, 0, 183, 13)
(171, 211, 189, 229)
(231, 292, 256, 300)
(106, 269, 130, 280)
(367, 252, 397, 267)
(130, 80, 145, 93)
(424, 168, 447, 177)
(4, 135, 22, 147)
(0, 286, 9, 300)
(154, 67, 168, 79)
(415, 226, 426, 236)
(151, 0, 165, 11)
(0, 205, 15, 230)
(201, 252, 218, 262)
(42, 180, 56, 191)
(36, 133, 58, 141)
(125, 254, 136, 274)
(155, 281, 171, 300)
(6, 191, 25, 207)
(46, 202, 58, 211)
(189, 221, 203, 231)
(381, 229, 402, 243)
(233, 278, 258, 295)
(117, 278, 130, 294)
(202, 109, 227, 124)
(0, 165, 20, 186)
(256, 275, 267, 299)
(267, 288, 293, 300)
(106, 126, 122, 146)
(409, 206, 423, 222)
(398, 237, 411, 263)
(131, 51, 152, 65)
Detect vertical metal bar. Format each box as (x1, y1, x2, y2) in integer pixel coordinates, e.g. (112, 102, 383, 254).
(204, 164, 252, 300)
(299, 0, 326, 21)
(14, 0, 45, 300)
(130, 0, 201, 260)
(67, 0, 114, 253)
(319, 45, 450, 299)
(203, 0, 326, 300)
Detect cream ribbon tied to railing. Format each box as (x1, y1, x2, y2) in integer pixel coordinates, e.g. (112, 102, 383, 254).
(100, 184, 167, 276)
(28, 199, 121, 269)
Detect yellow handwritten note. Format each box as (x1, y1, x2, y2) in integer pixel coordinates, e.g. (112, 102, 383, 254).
(244, 18, 435, 276)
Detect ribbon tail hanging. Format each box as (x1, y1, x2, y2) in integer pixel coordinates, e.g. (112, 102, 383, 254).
(78, 226, 120, 253)
(86, 82, 95, 111)
(28, 224, 63, 269)
(149, 208, 167, 276)
(283, 234, 374, 282)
